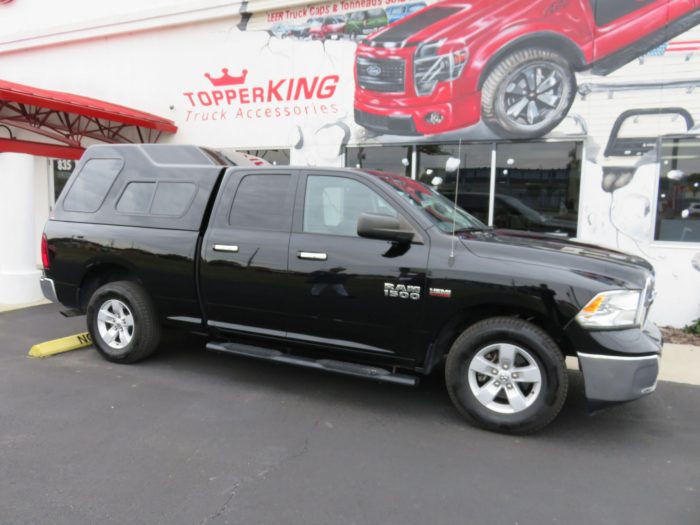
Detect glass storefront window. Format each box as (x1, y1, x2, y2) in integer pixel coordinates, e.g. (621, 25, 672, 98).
(655, 136, 700, 243)
(347, 141, 583, 236)
(416, 143, 493, 225)
(345, 146, 412, 177)
(494, 142, 581, 238)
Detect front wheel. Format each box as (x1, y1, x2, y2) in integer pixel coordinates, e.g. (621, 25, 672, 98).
(86, 281, 161, 364)
(445, 317, 568, 434)
(480, 48, 576, 139)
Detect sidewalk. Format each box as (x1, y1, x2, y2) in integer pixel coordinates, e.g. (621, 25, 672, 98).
(659, 343, 700, 386)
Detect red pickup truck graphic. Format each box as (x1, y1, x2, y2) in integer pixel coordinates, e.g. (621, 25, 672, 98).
(354, 0, 700, 138)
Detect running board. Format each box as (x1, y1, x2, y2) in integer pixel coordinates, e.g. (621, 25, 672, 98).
(206, 341, 418, 386)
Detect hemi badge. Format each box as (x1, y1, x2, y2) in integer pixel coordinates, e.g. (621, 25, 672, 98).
(429, 288, 451, 298)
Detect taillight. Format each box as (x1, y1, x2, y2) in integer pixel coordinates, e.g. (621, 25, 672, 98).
(41, 233, 50, 270)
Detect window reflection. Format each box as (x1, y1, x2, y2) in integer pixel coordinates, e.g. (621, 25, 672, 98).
(655, 137, 700, 242)
(345, 146, 412, 177)
(417, 143, 492, 224)
(494, 142, 581, 237)
(351, 141, 583, 237)
(237, 149, 290, 166)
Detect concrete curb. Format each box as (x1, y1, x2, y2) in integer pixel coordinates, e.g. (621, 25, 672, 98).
(28, 332, 93, 358)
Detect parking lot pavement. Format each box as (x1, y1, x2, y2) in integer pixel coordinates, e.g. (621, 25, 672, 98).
(1, 304, 699, 525)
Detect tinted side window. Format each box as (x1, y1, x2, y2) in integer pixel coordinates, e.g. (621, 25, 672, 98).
(116, 181, 197, 216)
(590, 0, 657, 26)
(63, 158, 123, 212)
(116, 182, 156, 214)
(151, 182, 196, 216)
(229, 174, 292, 231)
(304, 176, 397, 236)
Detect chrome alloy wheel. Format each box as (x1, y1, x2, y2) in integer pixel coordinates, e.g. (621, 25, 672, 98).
(97, 299, 135, 350)
(498, 61, 567, 132)
(467, 343, 542, 414)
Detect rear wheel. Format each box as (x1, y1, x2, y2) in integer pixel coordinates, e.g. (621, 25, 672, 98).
(86, 281, 161, 364)
(481, 48, 576, 139)
(445, 317, 567, 434)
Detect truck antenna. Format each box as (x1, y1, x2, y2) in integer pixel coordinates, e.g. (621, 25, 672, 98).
(448, 139, 462, 266)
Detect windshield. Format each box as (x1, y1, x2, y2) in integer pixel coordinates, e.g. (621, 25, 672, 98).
(368, 171, 487, 233)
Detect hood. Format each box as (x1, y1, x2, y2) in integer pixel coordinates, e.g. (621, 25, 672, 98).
(460, 229, 654, 289)
(366, 0, 521, 48)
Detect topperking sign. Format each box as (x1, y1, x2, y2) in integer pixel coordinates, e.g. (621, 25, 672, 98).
(182, 67, 341, 123)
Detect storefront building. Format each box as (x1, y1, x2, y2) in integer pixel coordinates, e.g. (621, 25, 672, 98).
(1, 0, 699, 326)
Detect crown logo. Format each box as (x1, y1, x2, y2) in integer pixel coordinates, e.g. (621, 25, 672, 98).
(205, 68, 248, 87)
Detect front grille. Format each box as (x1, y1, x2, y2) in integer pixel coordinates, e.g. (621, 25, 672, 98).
(356, 57, 405, 93)
(641, 273, 656, 325)
(645, 275, 656, 307)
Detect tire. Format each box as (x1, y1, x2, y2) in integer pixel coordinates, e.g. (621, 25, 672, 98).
(86, 280, 161, 364)
(480, 48, 576, 139)
(445, 317, 567, 434)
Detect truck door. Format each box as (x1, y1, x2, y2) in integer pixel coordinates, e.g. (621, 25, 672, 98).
(588, 0, 669, 60)
(286, 171, 430, 362)
(200, 169, 298, 338)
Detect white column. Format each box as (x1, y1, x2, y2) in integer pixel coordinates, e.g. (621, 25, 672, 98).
(0, 153, 43, 306)
(488, 144, 496, 227)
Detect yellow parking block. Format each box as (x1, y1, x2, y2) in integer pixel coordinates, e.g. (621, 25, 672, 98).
(29, 332, 92, 358)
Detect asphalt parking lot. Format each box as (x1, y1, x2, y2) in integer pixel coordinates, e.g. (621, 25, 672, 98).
(1, 304, 699, 525)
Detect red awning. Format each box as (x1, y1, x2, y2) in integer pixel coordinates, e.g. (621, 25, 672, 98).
(0, 78, 177, 159)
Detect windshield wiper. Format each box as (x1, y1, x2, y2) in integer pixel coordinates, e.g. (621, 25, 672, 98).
(455, 226, 490, 233)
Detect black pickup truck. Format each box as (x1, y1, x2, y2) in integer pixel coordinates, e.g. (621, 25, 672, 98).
(41, 144, 661, 433)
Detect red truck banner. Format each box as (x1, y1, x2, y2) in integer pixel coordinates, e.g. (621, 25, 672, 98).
(182, 0, 700, 145)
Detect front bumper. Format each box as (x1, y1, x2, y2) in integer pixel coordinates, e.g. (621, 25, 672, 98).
(578, 352, 659, 403)
(575, 321, 662, 403)
(39, 276, 58, 303)
(354, 91, 481, 135)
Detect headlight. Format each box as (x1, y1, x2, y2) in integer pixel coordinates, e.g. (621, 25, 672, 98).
(576, 290, 642, 329)
(414, 40, 468, 96)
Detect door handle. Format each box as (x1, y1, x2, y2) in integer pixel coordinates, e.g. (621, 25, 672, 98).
(298, 251, 327, 261)
(213, 244, 239, 253)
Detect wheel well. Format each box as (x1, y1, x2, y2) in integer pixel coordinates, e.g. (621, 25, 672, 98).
(78, 264, 141, 311)
(477, 33, 586, 89)
(425, 305, 574, 372)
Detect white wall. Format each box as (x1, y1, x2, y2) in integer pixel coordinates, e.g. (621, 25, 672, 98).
(33, 157, 50, 268)
(0, 153, 42, 305)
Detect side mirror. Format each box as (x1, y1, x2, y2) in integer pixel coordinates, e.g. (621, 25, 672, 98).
(357, 213, 414, 243)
